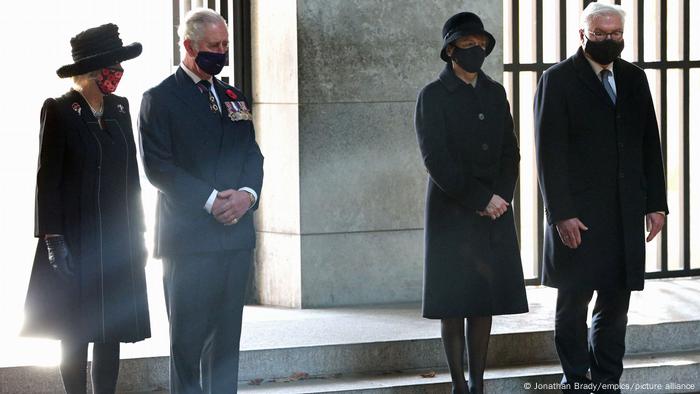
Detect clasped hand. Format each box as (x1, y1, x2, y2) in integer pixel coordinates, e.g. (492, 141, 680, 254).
(477, 194, 509, 220)
(211, 189, 251, 226)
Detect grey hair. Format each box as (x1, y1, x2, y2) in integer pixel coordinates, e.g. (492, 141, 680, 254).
(178, 7, 227, 50)
(580, 2, 626, 30)
(71, 70, 101, 84)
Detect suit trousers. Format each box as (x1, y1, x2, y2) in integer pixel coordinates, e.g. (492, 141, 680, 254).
(163, 249, 252, 394)
(555, 287, 631, 394)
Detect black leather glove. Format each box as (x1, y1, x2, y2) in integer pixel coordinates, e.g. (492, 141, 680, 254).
(45, 235, 75, 278)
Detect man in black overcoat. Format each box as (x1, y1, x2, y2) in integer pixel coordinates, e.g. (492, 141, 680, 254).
(138, 8, 263, 394)
(534, 3, 667, 393)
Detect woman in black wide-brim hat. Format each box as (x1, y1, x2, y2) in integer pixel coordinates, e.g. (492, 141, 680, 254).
(22, 23, 150, 394)
(415, 12, 528, 394)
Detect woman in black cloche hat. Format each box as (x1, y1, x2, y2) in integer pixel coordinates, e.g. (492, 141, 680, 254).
(414, 12, 528, 394)
(22, 23, 150, 394)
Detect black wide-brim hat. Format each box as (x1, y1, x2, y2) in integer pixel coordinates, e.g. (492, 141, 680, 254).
(56, 23, 142, 78)
(440, 12, 496, 62)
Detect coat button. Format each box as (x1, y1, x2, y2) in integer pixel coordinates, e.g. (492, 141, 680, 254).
(478, 113, 485, 120)
(481, 143, 489, 151)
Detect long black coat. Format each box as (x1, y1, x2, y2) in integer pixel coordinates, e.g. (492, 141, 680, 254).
(138, 67, 263, 257)
(23, 90, 151, 342)
(416, 64, 528, 318)
(534, 48, 668, 290)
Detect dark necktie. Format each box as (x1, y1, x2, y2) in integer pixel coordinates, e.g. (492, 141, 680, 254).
(197, 80, 220, 113)
(600, 69, 616, 105)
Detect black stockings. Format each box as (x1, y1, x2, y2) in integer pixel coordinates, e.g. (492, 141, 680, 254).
(60, 341, 120, 394)
(441, 316, 493, 394)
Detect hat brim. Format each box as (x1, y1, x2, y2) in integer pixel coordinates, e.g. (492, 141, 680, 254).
(440, 29, 496, 62)
(56, 42, 142, 78)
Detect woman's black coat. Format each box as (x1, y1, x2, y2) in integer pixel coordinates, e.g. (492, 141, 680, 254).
(22, 90, 150, 342)
(415, 64, 528, 318)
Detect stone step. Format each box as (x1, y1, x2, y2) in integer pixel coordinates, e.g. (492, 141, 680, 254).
(236, 350, 700, 394)
(3, 279, 699, 393)
(236, 320, 700, 382)
(3, 321, 697, 394)
(7, 350, 697, 394)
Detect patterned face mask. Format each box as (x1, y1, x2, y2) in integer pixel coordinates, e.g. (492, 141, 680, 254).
(95, 67, 123, 94)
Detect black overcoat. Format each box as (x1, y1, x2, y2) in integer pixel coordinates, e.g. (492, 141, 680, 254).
(23, 90, 151, 342)
(138, 67, 264, 257)
(415, 64, 528, 318)
(534, 48, 668, 290)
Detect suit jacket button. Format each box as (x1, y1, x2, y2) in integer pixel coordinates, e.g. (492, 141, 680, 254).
(481, 143, 489, 151)
(478, 113, 485, 120)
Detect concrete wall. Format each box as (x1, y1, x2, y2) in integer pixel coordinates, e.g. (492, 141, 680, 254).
(252, 0, 504, 307)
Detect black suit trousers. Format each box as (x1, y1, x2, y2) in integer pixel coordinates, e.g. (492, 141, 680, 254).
(163, 250, 252, 394)
(555, 287, 631, 394)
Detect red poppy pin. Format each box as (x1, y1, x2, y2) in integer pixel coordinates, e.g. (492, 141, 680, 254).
(225, 89, 238, 100)
(71, 102, 82, 116)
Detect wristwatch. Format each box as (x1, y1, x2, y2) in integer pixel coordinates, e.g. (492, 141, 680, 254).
(245, 191, 255, 208)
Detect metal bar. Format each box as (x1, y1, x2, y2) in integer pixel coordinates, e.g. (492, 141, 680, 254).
(231, 0, 252, 95)
(559, 0, 567, 60)
(504, 63, 557, 72)
(511, 0, 525, 278)
(632, 60, 700, 68)
(638, 0, 645, 62)
(220, 0, 228, 22)
(682, 0, 690, 271)
(645, 269, 700, 280)
(536, 0, 543, 65)
(172, 0, 181, 66)
(660, 0, 668, 272)
(536, 0, 544, 281)
(505, 60, 700, 71)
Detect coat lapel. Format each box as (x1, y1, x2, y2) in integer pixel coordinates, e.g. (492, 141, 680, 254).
(212, 79, 246, 188)
(65, 90, 105, 141)
(170, 67, 223, 139)
(572, 47, 614, 108)
(612, 58, 634, 107)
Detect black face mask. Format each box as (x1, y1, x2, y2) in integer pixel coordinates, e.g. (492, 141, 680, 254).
(450, 45, 486, 73)
(584, 37, 624, 65)
(195, 51, 228, 76)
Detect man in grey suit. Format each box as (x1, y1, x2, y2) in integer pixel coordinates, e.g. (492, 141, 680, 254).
(534, 3, 666, 393)
(138, 8, 263, 394)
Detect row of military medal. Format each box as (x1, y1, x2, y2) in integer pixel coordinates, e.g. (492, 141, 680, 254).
(207, 92, 252, 122)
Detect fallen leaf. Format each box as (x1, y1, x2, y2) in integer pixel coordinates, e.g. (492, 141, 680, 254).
(420, 371, 437, 378)
(288, 372, 309, 381)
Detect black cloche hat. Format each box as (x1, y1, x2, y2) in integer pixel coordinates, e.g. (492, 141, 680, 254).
(56, 23, 142, 78)
(440, 12, 496, 62)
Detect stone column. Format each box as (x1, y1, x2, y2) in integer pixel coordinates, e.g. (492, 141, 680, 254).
(251, 0, 504, 308)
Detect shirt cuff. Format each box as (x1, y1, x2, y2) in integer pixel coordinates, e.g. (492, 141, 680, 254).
(238, 187, 258, 206)
(654, 211, 666, 216)
(204, 189, 218, 214)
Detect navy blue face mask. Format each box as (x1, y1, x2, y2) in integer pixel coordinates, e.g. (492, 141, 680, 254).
(195, 51, 228, 76)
